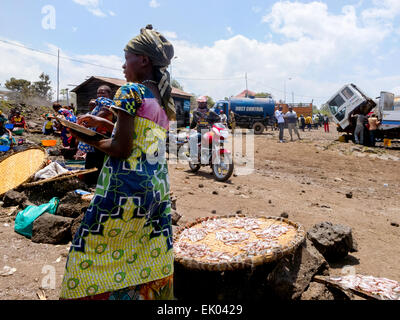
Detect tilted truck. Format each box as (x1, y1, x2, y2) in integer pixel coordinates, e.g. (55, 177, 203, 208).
(212, 97, 275, 134)
(325, 83, 400, 143)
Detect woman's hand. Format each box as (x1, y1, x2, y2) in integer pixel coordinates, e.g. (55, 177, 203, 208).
(77, 114, 104, 128)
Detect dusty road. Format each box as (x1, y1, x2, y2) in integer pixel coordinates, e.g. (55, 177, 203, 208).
(1, 125, 400, 300)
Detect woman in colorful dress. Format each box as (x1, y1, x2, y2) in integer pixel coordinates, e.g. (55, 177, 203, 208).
(60, 25, 176, 300)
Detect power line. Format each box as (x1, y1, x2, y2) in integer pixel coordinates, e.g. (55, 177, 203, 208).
(175, 76, 244, 81)
(247, 77, 330, 100)
(0, 39, 121, 71)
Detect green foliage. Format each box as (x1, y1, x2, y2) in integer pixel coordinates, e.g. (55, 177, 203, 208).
(171, 79, 184, 91)
(207, 96, 215, 109)
(254, 92, 272, 98)
(5, 73, 52, 102)
(319, 103, 330, 116)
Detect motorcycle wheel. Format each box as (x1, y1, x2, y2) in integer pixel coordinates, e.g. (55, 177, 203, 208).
(212, 153, 234, 182)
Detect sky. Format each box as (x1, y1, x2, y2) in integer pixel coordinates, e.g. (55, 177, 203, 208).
(0, 0, 400, 107)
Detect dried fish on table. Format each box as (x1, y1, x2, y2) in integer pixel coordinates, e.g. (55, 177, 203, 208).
(215, 230, 250, 245)
(206, 251, 235, 263)
(201, 218, 229, 231)
(254, 224, 292, 240)
(179, 227, 208, 242)
(241, 239, 281, 256)
(174, 242, 211, 259)
(230, 218, 261, 231)
(328, 275, 400, 300)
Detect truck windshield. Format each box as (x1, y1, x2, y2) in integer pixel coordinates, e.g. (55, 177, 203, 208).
(329, 94, 345, 115)
(341, 87, 354, 100)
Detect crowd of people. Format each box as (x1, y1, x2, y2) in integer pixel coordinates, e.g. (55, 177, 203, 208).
(274, 107, 330, 143)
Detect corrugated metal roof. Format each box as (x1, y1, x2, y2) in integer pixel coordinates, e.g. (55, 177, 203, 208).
(71, 76, 193, 98)
(235, 90, 257, 98)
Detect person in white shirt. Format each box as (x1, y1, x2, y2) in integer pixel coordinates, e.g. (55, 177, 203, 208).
(219, 110, 227, 126)
(275, 106, 285, 143)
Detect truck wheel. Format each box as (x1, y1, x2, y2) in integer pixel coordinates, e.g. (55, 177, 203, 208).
(252, 122, 265, 135)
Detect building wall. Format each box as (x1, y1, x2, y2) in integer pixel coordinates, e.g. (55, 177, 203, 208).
(75, 79, 120, 114)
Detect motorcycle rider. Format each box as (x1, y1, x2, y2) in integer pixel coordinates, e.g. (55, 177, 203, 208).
(189, 96, 220, 163)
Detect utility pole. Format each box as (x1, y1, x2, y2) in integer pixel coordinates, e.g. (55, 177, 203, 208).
(66, 88, 69, 106)
(57, 48, 60, 103)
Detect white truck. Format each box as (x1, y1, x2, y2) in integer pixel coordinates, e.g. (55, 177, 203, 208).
(325, 83, 400, 143)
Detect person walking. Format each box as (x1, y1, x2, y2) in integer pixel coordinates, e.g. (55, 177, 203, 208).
(285, 106, 301, 141)
(275, 106, 285, 143)
(368, 114, 380, 147)
(60, 25, 175, 301)
(323, 115, 330, 133)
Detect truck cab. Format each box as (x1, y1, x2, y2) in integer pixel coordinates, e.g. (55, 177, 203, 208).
(326, 84, 376, 132)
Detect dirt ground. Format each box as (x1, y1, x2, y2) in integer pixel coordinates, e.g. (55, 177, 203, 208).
(1, 124, 400, 300)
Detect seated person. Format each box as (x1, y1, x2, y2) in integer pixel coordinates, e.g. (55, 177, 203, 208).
(42, 116, 56, 135)
(0, 118, 15, 147)
(10, 111, 27, 130)
(52, 103, 77, 147)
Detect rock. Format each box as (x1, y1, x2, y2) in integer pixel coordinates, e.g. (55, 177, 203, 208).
(58, 191, 89, 219)
(307, 222, 358, 262)
(268, 200, 272, 204)
(57, 203, 87, 219)
(236, 210, 242, 214)
(300, 282, 351, 300)
(198, 184, 204, 188)
(171, 196, 178, 211)
(212, 191, 219, 195)
(266, 239, 329, 300)
(171, 210, 182, 226)
(345, 192, 353, 199)
(32, 213, 73, 244)
(390, 222, 399, 227)
(2, 191, 28, 208)
(211, 210, 217, 214)
(280, 212, 289, 219)
(70, 213, 84, 239)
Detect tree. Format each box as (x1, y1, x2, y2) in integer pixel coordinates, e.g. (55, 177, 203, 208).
(319, 103, 330, 116)
(171, 79, 184, 91)
(312, 105, 320, 114)
(32, 73, 52, 100)
(255, 92, 272, 98)
(5, 78, 31, 94)
(207, 96, 215, 109)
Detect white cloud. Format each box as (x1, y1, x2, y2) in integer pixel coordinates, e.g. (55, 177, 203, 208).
(149, 0, 160, 8)
(226, 27, 233, 35)
(72, 0, 107, 17)
(161, 31, 178, 40)
(109, 11, 116, 16)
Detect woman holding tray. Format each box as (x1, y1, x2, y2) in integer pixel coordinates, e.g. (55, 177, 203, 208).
(60, 25, 175, 300)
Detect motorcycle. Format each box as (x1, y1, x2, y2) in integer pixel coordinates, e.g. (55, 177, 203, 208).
(187, 123, 234, 182)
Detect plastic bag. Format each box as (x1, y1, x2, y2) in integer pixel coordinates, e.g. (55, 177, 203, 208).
(14, 197, 60, 238)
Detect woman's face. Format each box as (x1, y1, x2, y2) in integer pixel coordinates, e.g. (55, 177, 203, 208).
(123, 52, 144, 82)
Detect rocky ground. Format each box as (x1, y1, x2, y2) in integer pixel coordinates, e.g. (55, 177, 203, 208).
(1, 124, 400, 300)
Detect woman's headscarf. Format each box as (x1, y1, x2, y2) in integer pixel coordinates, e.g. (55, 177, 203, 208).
(125, 25, 176, 121)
